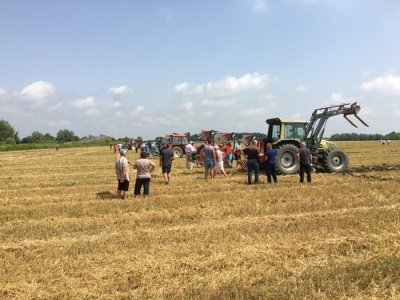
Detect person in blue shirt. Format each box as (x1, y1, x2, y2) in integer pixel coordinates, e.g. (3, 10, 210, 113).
(264, 143, 278, 184)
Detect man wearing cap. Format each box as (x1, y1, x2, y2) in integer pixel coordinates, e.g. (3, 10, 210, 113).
(185, 141, 196, 169)
(115, 149, 132, 199)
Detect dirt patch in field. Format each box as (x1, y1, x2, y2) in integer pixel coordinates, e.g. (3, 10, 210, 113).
(349, 164, 400, 173)
(346, 164, 400, 182)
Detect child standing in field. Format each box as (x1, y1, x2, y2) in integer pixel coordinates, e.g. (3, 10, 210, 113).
(133, 151, 156, 197)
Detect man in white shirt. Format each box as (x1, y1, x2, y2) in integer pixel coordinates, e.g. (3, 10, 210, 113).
(184, 141, 195, 169)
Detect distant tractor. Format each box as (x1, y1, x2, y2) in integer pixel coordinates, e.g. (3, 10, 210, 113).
(156, 133, 188, 158)
(265, 102, 369, 174)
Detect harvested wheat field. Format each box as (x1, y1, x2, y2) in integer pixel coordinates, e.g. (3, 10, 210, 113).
(1, 141, 399, 299)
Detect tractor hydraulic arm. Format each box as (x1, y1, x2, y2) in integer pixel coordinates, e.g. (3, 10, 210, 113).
(305, 102, 369, 151)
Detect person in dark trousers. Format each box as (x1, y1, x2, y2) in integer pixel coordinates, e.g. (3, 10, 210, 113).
(264, 143, 277, 184)
(133, 151, 156, 197)
(243, 140, 260, 184)
(159, 143, 174, 184)
(297, 142, 313, 183)
(201, 139, 216, 180)
(115, 149, 131, 199)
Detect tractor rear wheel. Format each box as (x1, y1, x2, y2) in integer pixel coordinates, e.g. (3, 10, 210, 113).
(325, 148, 349, 172)
(276, 144, 299, 174)
(171, 146, 183, 158)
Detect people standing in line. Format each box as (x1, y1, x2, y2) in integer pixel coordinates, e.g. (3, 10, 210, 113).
(297, 142, 313, 183)
(264, 143, 278, 184)
(214, 145, 228, 178)
(185, 141, 196, 169)
(201, 139, 216, 180)
(115, 149, 132, 199)
(159, 143, 174, 184)
(243, 140, 260, 184)
(132, 151, 156, 197)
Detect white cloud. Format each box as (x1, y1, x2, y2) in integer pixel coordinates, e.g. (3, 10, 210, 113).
(180, 102, 193, 112)
(0, 105, 12, 113)
(47, 102, 64, 112)
(201, 110, 215, 117)
(0, 88, 7, 98)
(295, 84, 310, 93)
(19, 81, 56, 105)
(394, 109, 400, 116)
(175, 73, 271, 97)
(129, 106, 145, 116)
(359, 106, 374, 116)
(289, 112, 302, 119)
(174, 82, 204, 95)
(115, 111, 123, 117)
(109, 86, 132, 96)
(241, 108, 265, 116)
(84, 109, 102, 117)
(201, 98, 237, 107)
(104, 100, 121, 109)
(19, 81, 55, 100)
(70, 96, 97, 108)
(253, 0, 268, 11)
(264, 94, 276, 100)
(48, 120, 71, 128)
(360, 74, 400, 94)
(331, 93, 346, 104)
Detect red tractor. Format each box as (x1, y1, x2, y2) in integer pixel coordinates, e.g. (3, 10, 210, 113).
(156, 133, 188, 158)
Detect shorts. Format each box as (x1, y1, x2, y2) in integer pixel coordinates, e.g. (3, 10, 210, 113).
(214, 161, 224, 171)
(162, 164, 172, 173)
(118, 179, 129, 191)
(204, 159, 215, 171)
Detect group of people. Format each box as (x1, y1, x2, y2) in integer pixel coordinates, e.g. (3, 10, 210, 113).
(114, 140, 314, 199)
(200, 139, 229, 180)
(242, 140, 313, 185)
(114, 143, 175, 199)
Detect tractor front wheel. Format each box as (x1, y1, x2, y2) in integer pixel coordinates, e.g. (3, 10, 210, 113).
(276, 144, 299, 174)
(325, 148, 349, 172)
(171, 146, 184, 158)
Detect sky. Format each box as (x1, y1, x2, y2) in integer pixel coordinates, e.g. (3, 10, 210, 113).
(0, 0, 399, 139)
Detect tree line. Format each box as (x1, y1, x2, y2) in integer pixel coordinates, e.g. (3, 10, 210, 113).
(329, 131, 400, 141)
(0, 119, 80, 144)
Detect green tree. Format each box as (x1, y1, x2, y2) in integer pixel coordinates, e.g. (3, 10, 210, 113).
(0, 119, 16, 144)
(56, 129, 79, 142)
(31, 131, 45, 143)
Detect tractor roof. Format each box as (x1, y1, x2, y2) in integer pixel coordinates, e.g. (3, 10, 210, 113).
(170, 133, 186, 137)
(266, 118, 308, 125)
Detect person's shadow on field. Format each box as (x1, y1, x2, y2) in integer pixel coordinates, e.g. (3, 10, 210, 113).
(96, 191, 116, 200)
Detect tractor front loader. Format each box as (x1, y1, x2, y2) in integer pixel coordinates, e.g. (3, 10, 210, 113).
(265, 102, 369, 174)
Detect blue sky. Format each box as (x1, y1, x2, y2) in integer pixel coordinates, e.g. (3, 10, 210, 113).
(0, 0, 399, 139)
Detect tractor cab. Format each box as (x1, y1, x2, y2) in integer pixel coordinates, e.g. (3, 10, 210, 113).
(266, 118, 308, 143)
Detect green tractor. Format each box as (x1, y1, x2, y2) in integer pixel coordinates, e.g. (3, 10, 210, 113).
(264, 102, 368, 174)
